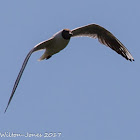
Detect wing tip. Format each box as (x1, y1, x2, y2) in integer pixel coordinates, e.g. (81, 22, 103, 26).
(129, 58, 135, 62)
(126, 52, 134, 62)
(127, 57, 134, 62)
(4, 105, 8, 113)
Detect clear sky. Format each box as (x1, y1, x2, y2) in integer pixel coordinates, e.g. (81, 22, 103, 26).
(0, 0, 140, 140)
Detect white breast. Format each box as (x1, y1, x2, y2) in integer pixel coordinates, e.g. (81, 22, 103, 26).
(39, 30, 70, 60)
(48, 30, 70, 55)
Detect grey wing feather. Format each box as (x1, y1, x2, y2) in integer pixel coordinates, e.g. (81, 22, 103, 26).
(71, 24, 134, 61)
(4, 38, 52, 113)
(4, 48, 34, 113)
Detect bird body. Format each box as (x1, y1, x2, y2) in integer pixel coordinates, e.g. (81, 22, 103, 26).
(40, 30, 71, 60)
(4, 23, 134, 113)
(33, 29, 72, 60)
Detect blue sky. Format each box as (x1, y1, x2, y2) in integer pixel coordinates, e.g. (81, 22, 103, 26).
(0, 0, 140, 140)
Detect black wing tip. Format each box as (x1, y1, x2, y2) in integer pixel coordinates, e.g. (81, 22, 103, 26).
(127, 58, 135, 62)
(128, 58, 135, 62)
(4, 106, 8, 113)
(4, 97, 12, 113)
(4, 101, 11, 113)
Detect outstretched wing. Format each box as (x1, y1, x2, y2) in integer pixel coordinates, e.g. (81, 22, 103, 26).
(4, 38, 53, 113)
(71, 24, 134, 61)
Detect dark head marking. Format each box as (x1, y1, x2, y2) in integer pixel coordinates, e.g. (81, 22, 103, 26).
(62, 29, 73, 40)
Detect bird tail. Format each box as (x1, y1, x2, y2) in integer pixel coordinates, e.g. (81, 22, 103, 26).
(38, 50, 48, 61)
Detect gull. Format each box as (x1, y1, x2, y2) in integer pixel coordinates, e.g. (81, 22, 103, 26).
(4, 23, 134, 113)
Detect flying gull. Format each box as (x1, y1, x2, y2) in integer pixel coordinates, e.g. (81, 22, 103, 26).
(4, 23, 134, 113)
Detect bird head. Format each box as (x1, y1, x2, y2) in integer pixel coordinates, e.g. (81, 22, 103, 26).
(62, 29, 73, 40)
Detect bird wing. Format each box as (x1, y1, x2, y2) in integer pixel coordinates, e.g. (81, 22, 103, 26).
(71, 24, 134, 61)
(4, 38, 53, 113)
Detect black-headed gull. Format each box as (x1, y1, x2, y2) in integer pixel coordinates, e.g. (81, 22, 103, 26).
(5, 23, 134, 113)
